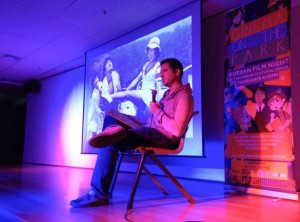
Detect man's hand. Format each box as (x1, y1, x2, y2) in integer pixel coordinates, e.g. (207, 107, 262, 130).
(149, 102, 160, 114)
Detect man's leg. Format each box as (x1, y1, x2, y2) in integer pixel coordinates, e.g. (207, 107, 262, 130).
(90, 114, 129, 196)
(114, 126, 178, 152)
(90, 145, 118, 195)
(89, 125, 176, 197)
(89, 115, 128, 147)
(70, 115, 124, 207)
(70, 118, 176, 207)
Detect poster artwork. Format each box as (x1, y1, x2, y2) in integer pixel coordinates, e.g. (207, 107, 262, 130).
(224, 0, 296, 193)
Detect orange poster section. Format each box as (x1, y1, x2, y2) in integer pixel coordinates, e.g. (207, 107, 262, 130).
(226, 132, 293, 161)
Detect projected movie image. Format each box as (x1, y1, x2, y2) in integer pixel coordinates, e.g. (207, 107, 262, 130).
(83, 16, 197, 154)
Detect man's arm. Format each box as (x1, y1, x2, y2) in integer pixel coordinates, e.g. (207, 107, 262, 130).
(151, 93, 194, 137)
(126, 73, 142, 90)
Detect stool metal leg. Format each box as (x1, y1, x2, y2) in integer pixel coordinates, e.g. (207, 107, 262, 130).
(127, 151, 146, 210)
(149, 154, 196, 204)
(129, 152, 168, 195)
(109, 152, 124, 197)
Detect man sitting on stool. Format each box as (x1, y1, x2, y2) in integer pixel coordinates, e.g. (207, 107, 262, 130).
(70, 58, 194, 208)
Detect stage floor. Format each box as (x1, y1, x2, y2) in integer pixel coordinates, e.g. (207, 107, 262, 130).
(0, 164, 299, 222)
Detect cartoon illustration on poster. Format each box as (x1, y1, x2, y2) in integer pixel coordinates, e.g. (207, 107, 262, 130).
(224, 0, 296, 193)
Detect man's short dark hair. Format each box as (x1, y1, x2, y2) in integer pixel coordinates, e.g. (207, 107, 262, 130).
(160, 58, 183, 78)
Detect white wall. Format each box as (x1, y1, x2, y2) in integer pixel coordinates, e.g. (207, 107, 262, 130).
(24, 67, 97, 168)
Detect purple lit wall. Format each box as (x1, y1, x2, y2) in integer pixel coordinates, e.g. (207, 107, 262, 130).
(23, 2, 227, 181)
(23, 12, 226, 182)
(24, 67, 97, 167)
(22, 0, 300, 188)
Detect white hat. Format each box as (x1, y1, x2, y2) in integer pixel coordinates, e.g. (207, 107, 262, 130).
(146, 36, 160, 51)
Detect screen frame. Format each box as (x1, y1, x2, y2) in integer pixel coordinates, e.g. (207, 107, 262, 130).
(81, 1, 202, 156)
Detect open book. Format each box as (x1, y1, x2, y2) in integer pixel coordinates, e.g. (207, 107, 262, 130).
(107, 109, 143, 128)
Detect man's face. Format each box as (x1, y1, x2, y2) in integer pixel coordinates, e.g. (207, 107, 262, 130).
(160, 63, 178, 87)
(147, 48, 158, 62)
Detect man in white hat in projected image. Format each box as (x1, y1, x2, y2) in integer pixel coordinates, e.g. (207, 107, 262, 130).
(103, 36, 162, 119)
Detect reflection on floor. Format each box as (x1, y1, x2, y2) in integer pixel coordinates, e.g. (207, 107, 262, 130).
(0, 164, 299, 222)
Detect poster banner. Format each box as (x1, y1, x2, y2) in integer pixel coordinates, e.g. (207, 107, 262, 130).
(224, 0, 296, 193)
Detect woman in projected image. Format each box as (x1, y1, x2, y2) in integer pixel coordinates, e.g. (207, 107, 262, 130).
(103, 36, 161, 119)
(100, 56, 121, 102)
(86, 76, 103, 139)
(87, 56, 121, 139)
